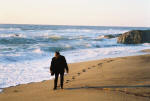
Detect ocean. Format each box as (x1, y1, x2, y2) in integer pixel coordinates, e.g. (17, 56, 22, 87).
(0, 24, 150, 91)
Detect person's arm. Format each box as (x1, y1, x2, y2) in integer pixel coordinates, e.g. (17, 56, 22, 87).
(63, 57, 69, 73)
(50, 58, 54, 73)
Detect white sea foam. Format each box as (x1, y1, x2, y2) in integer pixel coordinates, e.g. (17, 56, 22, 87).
(0, 89, 3, 93)
(85, 43, 92, 47)
(33, 48, 43, 54)
(46, 35, 62, 39)
(0, 34, 26, 38)
(0, 58, 52, 88)
(65, 44, 71, 48)
(64, 46, 150, 63)
(96, 35, 105, 39)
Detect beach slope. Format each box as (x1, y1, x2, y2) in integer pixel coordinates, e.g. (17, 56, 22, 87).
(0, 55, 150, 101)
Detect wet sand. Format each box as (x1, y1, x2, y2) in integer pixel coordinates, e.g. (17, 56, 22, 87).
(141, 49, 150, 53)
(0, 54, 150, 101)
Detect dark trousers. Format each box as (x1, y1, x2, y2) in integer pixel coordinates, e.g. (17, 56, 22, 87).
(54, 72, 64, 88)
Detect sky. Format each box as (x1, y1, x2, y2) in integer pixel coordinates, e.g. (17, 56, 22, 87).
(0, 0, 150, 27)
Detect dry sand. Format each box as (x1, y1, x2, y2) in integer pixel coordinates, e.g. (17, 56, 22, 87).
(0, 54, 150, 101)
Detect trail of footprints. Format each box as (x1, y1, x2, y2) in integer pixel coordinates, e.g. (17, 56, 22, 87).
(65, 62, 105, 84)
(65, 59, 150, 99)
(65, 59, 114, 84)
(12, 60, 115, 92)
(65, 67, 93, 84)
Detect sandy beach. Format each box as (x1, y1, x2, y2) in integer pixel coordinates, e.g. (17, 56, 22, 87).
(0, 54, 150, 101)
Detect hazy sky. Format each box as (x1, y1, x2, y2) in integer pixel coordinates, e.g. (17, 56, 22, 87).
(0, 0, 150, 27)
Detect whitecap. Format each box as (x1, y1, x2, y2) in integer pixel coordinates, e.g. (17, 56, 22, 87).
(0, 34, 26, 38)
(96, 35, 105, 39)
(32, 48, 43, 54)
(47, 35, 62, 39)
(0, 89, 3, 93)
(65, 44, 71, 48)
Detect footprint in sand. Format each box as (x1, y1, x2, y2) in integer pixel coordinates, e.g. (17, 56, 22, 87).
(65, 79, 71, 83)
(92, 65, 96, 67)
(109, 60, 114, 62)
(72, 76, 75, 80)
(98, 63, 103, 66)
(82, 69, 86, 72)
(66, 80, 70, 82)
(13, 90, 19, 93)
(88, 67, 91, 69)
(125, 91, 132, 94)
(77, 72, 81, 76)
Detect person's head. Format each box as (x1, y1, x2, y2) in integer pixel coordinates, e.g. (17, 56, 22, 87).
(55, 51, 60, 57)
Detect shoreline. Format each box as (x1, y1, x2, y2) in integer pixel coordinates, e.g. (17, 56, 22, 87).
(0, 51, 150, 93)
(0, 54, 150, 101)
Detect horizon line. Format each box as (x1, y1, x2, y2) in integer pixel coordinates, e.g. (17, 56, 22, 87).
(0, 23, 150, 28)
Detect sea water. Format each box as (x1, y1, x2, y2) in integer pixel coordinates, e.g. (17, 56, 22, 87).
(0, 24, 150, 91)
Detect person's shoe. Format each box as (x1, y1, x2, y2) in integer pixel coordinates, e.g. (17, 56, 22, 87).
(61, 86, 63, 89)
(53, 87, 57, 90)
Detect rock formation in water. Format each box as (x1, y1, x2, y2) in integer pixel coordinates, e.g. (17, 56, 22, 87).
(117, 30, 150, 44)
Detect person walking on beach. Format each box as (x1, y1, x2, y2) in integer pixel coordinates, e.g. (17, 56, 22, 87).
(50, 51, 69, 90)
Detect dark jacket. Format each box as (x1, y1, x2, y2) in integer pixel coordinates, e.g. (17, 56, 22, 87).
(50, 55, 69, 73)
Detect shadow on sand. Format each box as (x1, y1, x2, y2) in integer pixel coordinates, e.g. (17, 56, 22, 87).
(65, 85, 150, 90)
